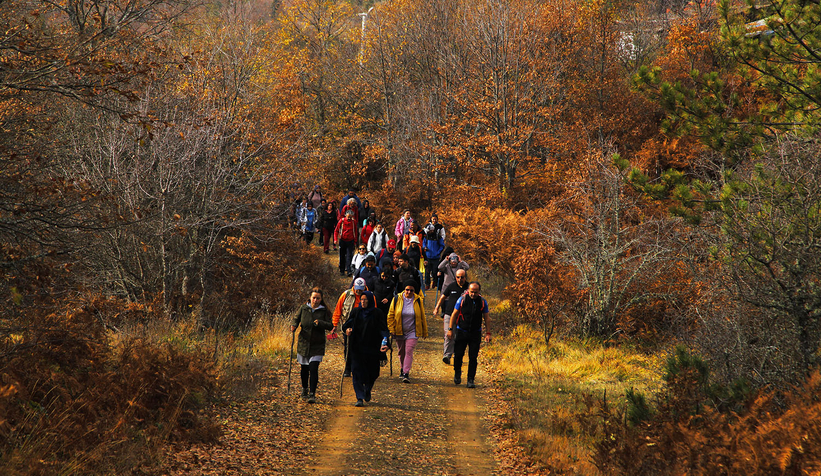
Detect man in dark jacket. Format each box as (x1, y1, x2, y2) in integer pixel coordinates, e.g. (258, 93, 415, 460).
(446, 282, 492, 388)
(423, 214, 446, 290)
(393, 254, 421, 295)
(353, 254, 380, 292)
(433, 268, 468, 365)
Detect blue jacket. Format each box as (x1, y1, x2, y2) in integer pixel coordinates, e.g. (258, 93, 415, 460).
(423, 223, 446, 259)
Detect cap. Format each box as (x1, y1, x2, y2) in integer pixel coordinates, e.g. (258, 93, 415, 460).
(410, 235, 420, 243)
(449, 253, 458, 261)
(388, 239, 396, 248)
(353, 278, 366, 290)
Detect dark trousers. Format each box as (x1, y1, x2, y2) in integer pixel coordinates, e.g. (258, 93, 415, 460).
(343, 333, 352, 374)
(339, 239, 355, 273)
(322, 228, 333, 252)
(303, 231, 314, 244)
(300, 361, 320, 393)
(453, 333, 482, 381)
(424, 259, 438, 287)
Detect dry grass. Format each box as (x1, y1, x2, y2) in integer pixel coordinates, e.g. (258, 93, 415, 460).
(485, 324, 664, 474)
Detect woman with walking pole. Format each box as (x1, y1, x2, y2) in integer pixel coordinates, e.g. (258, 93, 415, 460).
(343, 291, 390, 407)
(291, 288, 334, 403)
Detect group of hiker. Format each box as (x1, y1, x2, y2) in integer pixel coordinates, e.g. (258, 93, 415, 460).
(288, 188, 492, 407)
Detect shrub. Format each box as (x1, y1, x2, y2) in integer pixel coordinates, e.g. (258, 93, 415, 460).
(0, 304, 219, 475)
(590, 347, 821, 475)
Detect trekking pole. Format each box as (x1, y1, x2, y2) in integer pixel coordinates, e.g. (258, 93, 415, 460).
(389, 336, 393, 376)
(287, 328, 296, 394)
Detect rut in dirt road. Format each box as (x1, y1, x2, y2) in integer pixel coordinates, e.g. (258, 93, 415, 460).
(306, 252, 499, 476)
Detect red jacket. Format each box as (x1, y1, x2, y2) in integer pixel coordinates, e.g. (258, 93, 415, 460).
(361, 223, 374, 245)
(334, 217, 359, 243)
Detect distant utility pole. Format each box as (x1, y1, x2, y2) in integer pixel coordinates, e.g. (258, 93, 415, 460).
(358, 7, 374, 66)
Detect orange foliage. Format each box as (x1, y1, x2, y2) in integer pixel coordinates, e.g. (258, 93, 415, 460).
(593, 370, 821, 475)
(0, 304, 219, 474)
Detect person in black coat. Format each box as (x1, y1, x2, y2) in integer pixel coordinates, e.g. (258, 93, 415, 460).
(372, 269, 395, 315)
(343, 291, 389, 407)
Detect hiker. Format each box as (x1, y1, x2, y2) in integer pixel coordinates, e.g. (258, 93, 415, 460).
(373, 268, 395, 315)
(351, 243, 369, 273)
(433, 268, 468, 365)
(334, 209, 359, 276)
(423, 214, 446, 290)
(403, 219, 424, 252)
(367, 222, 389, 256)
(332, 277, 368, 378)
(387, 281, 427, 383)
(343, 291, 390, 407)
(353, 254, 380, 292)
(393, 254, 422, 295)
(361, 199, 374, 225)
(318, 198, 327, 247)
(308, 184, 323, 210)
(438, 252, 470, 290)
(446, 282, 492, 388)
(361, 217, 375, 247)
(394, 210, 413, 252)
(320, 203, 337, 254)
(377, 239, 396, 272)
(340, 190, 362, 214)
(291, 288, 334, 403)
(405, 235, 423, 271)
(341, 198, 360, 225)
(299, 201, 317, 245)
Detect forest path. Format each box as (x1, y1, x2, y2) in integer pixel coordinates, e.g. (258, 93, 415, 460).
(150, 244, 499, 475)
(307, 249, 498, 476)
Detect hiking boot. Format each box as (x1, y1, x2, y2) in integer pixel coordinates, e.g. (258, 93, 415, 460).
(365, 388, 372, 402)
(339, 270, 346, 276)
(324, 249, 329, 254)
(466, 380, 476, 388)
(442, 356, 450, 365)
(307, 392, 316, 404)
(300, 388, 309, 399)
(454, 376, 461, 385)
(355, 399, 364, 407)
(402, 374, 410, 384)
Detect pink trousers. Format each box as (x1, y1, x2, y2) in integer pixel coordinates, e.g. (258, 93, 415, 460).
(395, 336, 418, 375)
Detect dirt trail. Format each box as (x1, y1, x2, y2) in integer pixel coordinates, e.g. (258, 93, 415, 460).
(306, 252, 499, 475)
(150, 249, 500, 475)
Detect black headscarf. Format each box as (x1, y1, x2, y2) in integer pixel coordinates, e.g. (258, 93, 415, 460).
(360, 291, 377, 317)
(403, 280, 419, 295)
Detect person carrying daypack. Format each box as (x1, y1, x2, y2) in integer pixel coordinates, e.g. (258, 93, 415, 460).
(422, 214, 445, 289)
(446, 282, 492, 388)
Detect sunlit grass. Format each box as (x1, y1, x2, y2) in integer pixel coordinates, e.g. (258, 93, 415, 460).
(485, 324, 664, 474)
(109, 311, 296, 398)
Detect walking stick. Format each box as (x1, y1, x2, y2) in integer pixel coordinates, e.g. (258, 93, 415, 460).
(287, 328, 296, 394)
(389, 335, 393, 376)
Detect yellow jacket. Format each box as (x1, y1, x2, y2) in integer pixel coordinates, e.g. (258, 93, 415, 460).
(387, 292, 428, 338)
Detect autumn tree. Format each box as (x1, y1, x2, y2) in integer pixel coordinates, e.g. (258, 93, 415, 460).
(545, 155, 686, 338)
